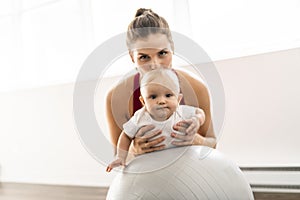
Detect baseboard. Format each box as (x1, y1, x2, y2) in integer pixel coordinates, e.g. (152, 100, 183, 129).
(241, 166, 300, 193)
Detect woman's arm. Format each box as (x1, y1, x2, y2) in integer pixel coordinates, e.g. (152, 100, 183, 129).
(190, 76, 216, 148)
(172, 70, 217, 148)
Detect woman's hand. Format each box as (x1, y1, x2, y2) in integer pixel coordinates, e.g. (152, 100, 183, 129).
(171, 117, 204, 146)
(131, 125, 166, 155)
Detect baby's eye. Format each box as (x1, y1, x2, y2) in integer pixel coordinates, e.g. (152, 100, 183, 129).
(166, 93, 173, 98)
(149, 95, 157, 99)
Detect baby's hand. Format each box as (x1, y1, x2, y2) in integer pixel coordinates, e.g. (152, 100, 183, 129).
(185, 108, 205, 135)
(185, 116, 201, 135)
(171, 108, 205, 146)
(106, 158, 126, 172)
(173, 116, 200, 136)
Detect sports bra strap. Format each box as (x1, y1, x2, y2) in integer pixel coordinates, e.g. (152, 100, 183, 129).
(133, 73, 143, 114)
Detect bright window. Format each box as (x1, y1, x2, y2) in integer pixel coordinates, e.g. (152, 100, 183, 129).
(0, 0, 299, 91)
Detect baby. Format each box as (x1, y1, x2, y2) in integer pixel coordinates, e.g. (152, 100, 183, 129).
(106, 69, 205, 172)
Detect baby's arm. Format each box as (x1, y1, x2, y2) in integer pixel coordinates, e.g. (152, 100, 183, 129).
(106, 131, 132, 172)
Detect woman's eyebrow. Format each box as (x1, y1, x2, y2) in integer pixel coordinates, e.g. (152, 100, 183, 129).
(137, 52, 148, 56)
(137, 48, 169, 55)
(160, 48, 169, 51)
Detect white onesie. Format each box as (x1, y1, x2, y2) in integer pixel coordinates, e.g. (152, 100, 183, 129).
(123, 105, 197, 149)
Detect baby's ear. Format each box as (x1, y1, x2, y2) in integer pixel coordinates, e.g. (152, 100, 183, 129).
(177, 93, 183, 103)
(139, 96, 145, 106)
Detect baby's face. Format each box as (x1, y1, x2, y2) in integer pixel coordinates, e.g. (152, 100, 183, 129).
(141, 83, 180, 121)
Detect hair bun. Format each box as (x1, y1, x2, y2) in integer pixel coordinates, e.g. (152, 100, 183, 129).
(135, 8, 152, 17)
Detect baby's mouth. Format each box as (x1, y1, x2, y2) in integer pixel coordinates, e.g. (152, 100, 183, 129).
(157, 106, 169, 110)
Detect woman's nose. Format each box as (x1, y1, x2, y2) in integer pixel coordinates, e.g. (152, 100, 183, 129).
(150, 58, 160, 70)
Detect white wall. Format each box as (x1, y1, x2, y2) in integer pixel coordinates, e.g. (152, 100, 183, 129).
(0, 82, 116, 186)
(0, 48, 299, 186)
(216, 48, 300, 166)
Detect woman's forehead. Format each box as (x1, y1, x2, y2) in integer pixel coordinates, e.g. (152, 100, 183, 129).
(131, 33, 172, 51)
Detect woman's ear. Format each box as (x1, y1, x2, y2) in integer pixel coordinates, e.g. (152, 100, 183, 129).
(129, 51, 135, 63)
(139, 96, 145, 106)
(177, 93, 183, 103)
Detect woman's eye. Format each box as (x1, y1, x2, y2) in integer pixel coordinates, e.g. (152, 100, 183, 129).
(159, 51, 167, 56)
(139, 55, 149, 61)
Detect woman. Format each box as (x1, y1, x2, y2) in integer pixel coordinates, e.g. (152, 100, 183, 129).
(106, 8, 216, 156)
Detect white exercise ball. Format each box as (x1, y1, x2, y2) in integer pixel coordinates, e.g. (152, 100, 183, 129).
(107, 146, 254, 200)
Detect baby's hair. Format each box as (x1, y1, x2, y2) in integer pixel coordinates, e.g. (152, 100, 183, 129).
(140, 69, 180, 97)
(126, 8, 174, 51)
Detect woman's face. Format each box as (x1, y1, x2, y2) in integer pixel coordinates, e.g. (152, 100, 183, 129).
(130, 33, 173, 75)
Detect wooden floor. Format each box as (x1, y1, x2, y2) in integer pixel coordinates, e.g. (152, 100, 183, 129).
(1, 182, 300, 200)
(254, 192, 300, 200)
(0, 183, 108, 200)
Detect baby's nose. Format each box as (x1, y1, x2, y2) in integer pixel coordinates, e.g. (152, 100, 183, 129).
(158, 97, 166, 104)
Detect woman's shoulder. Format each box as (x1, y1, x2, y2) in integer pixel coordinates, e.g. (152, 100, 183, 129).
(106, 74, 136, 122)
(106, 74, 136, 98)
(175, 69, 208, 92)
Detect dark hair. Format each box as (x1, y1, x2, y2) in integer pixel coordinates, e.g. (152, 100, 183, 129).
(126, 8, 174, 51)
